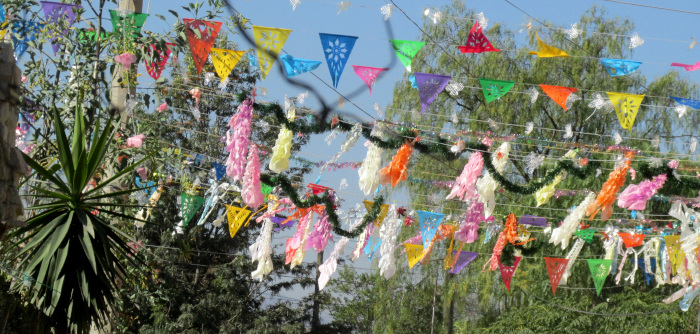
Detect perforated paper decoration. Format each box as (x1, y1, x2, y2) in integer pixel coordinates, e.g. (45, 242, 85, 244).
(352, 65, 388, 95)
(539, 84, 578, 110)
(181, 192, 205, 227)
(528, 33, 568, 58)
(109, 9, 148, 38)
(574, 229, 595, 243)
(518, 215, 547, 227)
(479, 78, 515, 103)
(41, 1, 81, 55)
(415, 72, 451, 113)
(11, 20, 44, 59)
(251, 26, 292, 80)
(211, 163, 226, 181)
(606, 92, 644, 130)
(497, 256, 522, 291)
(544, 257, 568, 294)
(405, 244, 424, 269)
(143, 43, 173, 80)
(0, 4, 5, 24)
(458, 22, 499, 53)
(320, 33, 358, 88)
(417, 210, 444, 247)
(389, 39, 425, 72)
(670, 96, 700, 109)
(281, 54, 321, 78)
(664, 235, 684, 275)
(210, 48, 244, 82)
(450, 251, 478, 274)
(183, 19, 222, 75)
(618, 232, 645, 248)
(363, 200, 391, 226)
(671, 61, 700, 71)
(587, 259, 611, 296)
(225, 204, 252, 238)
(600, 58, 642, 76)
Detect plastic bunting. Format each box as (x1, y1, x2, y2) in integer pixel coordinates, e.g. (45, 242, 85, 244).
(664, 235, 684, 275)
(670, 61, 700, 71)
(458, 22, 499, 53)
(211, 163, 226, 181)
(606, 92, 645, 130)
(11, 20, 44, 59)
(637, 258, 656, 285)
(498, 256, 522, 291)
(450, 251, 478, 274)
(181, 192, 205, 227)
(518, 215, 547, 227)
(479, 78, 515, 103)
(210, 48, 245, 82)
(41, 1, 80, 55)
(544, 257, 569, 294)
(405, 244, 424, 269)
(280, 54, 321, 78)
(528, 33, 568, 58)
(600, 58, 642, 76)
(352, 65, 389, 95)
(363, 200, 391, 226)
(417, 210, 444, 247)
(226, 204, 252, 238)
(574, 229, 595, 243)
(415, 72, 451, 113)
(109, 9, 148, 38)
(587, 259, 612, 296)
(389, 39, 425, 72)
(539, 84, 578, 110)
(143, 43, 173, 80)
(320, 33, 358, 88)
(618, 232, 645, 248)
(184, 19, 223, 75)
(670, 96, 700, 109)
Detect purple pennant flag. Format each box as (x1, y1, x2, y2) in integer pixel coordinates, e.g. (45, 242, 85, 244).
(518, 214, 547, 227)
(414, 72, 451, 113)
(270, 216, 295, 231)
(41, 1, 81, 55)
(450, 251, 478, 274)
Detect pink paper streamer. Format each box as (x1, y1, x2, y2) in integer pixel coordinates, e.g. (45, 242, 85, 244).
(226, 97, 254, 181)
(306, 211, 334, 252)
(446, 152, 484, 201)
(617, 174, 667, 211)
(242, 144, 264, 209)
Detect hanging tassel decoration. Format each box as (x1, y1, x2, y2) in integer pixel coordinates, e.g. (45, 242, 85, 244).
(446, 152, 484, 202)
(549, 192, 596, 249)
(379, 205, 403, 279)
(269, 97, 295, 173)
(476, 142, 511, 217)
(241, 144, 264, 209)
(379, 140, 416, 188)
(250, 217, 274, 281)
(225, 96, 254, 181)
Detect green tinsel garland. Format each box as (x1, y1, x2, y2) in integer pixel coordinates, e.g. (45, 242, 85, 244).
(637, 161, 700, 195)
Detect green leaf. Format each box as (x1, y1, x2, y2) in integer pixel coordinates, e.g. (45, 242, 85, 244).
(22, 152, 70, 194)
(84, 155, 150, 196)
(53, 107, 75, 186)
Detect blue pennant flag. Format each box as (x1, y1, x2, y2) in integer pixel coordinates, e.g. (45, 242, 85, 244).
(637, 258, 656, 285)
(0, 4, 5, 24)
(281, 54, 321, 78)
(417, 210, 444, 247)
(600, 58, 642, 76)
(211, 163, 226, 181)
(248, 53, 257, 67)
(12, 20, 44, 59)
(135, 177, 157, 196)
(319, 33, 358, 88)
(670, 96, 700, 109)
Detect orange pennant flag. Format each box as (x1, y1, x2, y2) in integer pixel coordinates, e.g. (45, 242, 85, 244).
(540, 84, 578, 110)
(618, 232, 645, 248)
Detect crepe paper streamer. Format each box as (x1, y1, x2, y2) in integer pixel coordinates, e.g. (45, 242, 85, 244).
(671, 62, 700, 71)
(637, 258, 656, 285)
(211, 163, 226, 181)
(534, 174, 563, 207)
(417, 211, 444, 248)
(446, 152, 483, 202)
(180, 192, 205, 227)
(452, 202, 483, 244)
(379, 141, 414, 187)
(484, 214, 517, 272)
(41, 1, 81, 55)
(210, 48, 245, 82)
(144, 43, 173, 80)
(618, 232, 645, 248)
(321, 123, 362, 172)
(109, 9, 147, 38)
(528, 33, 568, 58)
(497, 256, 522, 291)
(134, 177, 156, 196)
(318, 237, 349, 290)
(287, 210, 313, 268)
(664, 236, 683, 276)
(358, 130, 384, 195)
(183, 19, 223, 75)
(352, 65, 389, 95)
(319, 33, 358, 88)
(458, 22, 499, 53)
(415, 73, 452, 113)
(242, 144, 264, 209)
(280, 54, 321, 78)
(225, 97, 254, 181)
(606, 92, 644, 130)
(269, 104, 295, 173)
(476, 142, 510, 218)
(517, 215, 546, 227)
(115, 52, 137, 68)
(389, 39, 425, 72)
(544, 257, 569, 294)
(600, 58, 642, 76)
(306, 211, 333, 252)
(617, 174, 667, 211)
(352, 223, 375, 261)
(479, 78, 515, 103)
(588, 259, 612, 296)
(670, 96, 700, 110)
(539, 84, 578, 111)
(449, 251, 478, 274)
(405, 244, 424, 269)
(11, 20, 44, 59)
(250, 217, 274, 281)
(378, 205, 402, 279)
(587, 151, 634, 220)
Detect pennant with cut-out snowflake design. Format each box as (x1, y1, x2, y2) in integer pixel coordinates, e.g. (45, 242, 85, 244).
(498, 256, 522, 291)
(670, 96, 700, 110)
(544, 257, 568, 294)
(281, 54, 321, 78)
(41, 1, 81, 55)
(600, 58, 642, 77)
(459, 22, 499, 53)
(606, 92, 644, 130)
(389, 39, 425, 72)
(352, 65, 388, 95)
(405, 243, 424, 269)
(211, 163, 226, 181)
(225, 204, 252, 238)
(587, 259, 611, 296)
(184, 19, 222, 75)
(12, 20, 44, 59)
(415, 72, 451, 113)
(450, 251, 478, 274)
(618, 232, 645, 248)
(664, 235, 684, 275)
(479, 78, 515, 103)
(253, 25, 292, 80)
(540, 84, 578, 111)
(110, 9, 148, 38)
(181, 192, 205, 227)
(320, 33, 358, 88)
(210, 48, 245, 82)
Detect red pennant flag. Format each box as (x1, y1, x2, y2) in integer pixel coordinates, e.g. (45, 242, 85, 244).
(183, 18, 222, 75)
(618, 232, 645, 248)
(539, 84, 578, 110)
(544, 257, 569, 294)
(497, 256, 522, 291)
(459, 22, 499, 53)
(143, 43, 174, 80)
(308, 183, 332, 195)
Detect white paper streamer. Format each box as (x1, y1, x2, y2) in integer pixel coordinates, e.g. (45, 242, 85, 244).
(559, 238, 585, 285)
(475, 12, 488, 29)
(318, 237, 349, 290)
(565, 23, 582, 39)
(379, 205, 402, 279)
(550, 193, 596, 250)
(358, 125, 384, 195)
(527, 87, 539, 104)
(476, 143, 510, 218)
(563, 124, 573, 139)
(613, 131, 623, 145)
(525, 121, 534, 134)
(250, 218, 274, 281)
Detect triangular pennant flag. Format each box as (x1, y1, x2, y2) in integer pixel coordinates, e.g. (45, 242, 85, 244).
(664, 235, 684, 275)
(417, 210, 444, 247)
(389, 39, 425, 72)
(405, 244, 424, 269)
(11, 20, 44, 59)
(528, 33, 568, 58)
(183, 19, 223, 75)
(363, 200, 391, 226)
(574, 229, 595, 243)
(607, 92, 644, 130)
(143, 43, 173, 80)
(0, 4, 5, 24)
(518, 215, 547, 226)
(180, 192, 205, 227)
(261, 184, 274, 195)
(618, 232, 645, 248)
(637, 258, 656, 285)
(544, 257, 569, 294)
(210, 48, 245, 82)
(109, 9, 148, 38)
(0, 23, 8, 41)
(415, 72, 451, 113)
(252, 26, 292, 80)
(225, 204, 251, 238)
(41, 1, 80, 55)
(539, 84, 578, 110)
(587, 259, 612, 296)
(320, 33, 358, 88)
(497, 256, 522, 291)
(308, 183, 331, 195)
(459, 22, 500, 53)
(352, 65, 389, 95)
(280, 54, 321, 78)
(671, 62, 700, 71)
(479, 78, 515, 103)
(211, 163, 226, 181)
(670, 96, 700, 110)
(450, 251, 478, 274)
(600, 58, 642, 76)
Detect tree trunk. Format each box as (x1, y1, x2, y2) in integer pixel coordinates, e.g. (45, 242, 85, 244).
(442, 274, 455, 334)
(311, 250, 324, 331)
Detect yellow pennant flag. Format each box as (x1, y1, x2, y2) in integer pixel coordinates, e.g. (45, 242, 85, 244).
(0, 23, 8, 40)
(210, 48, 245, 83)
(226, 205, 251, 238)
(405, 243, 425, 269)
(528, 33, 568, 58)
(363, 200, 391, 227)
(606, 92, 645, 130)
(252, 25, 292, 80)
(664, 235, 684, 275)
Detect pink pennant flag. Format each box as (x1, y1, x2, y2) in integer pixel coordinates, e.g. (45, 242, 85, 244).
(671, 62, 700, 71)
(352, 65, 388, 95)
(497, 256, 521, 291)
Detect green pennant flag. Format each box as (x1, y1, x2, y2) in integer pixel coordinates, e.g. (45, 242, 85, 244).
(587, 259, 612, 296)
(181, 192, 205, 227)
(109, 9, 148, 38)
(261, 184, 273, 203)
(575, 229, 595, 243)
(390, 39, 426, 72)
(479, 78, 515, 103)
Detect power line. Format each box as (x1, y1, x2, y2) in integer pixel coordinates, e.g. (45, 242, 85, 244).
(601, 0, 700, 15)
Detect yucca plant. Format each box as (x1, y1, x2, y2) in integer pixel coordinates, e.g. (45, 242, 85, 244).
(10, 103, 148, 333)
